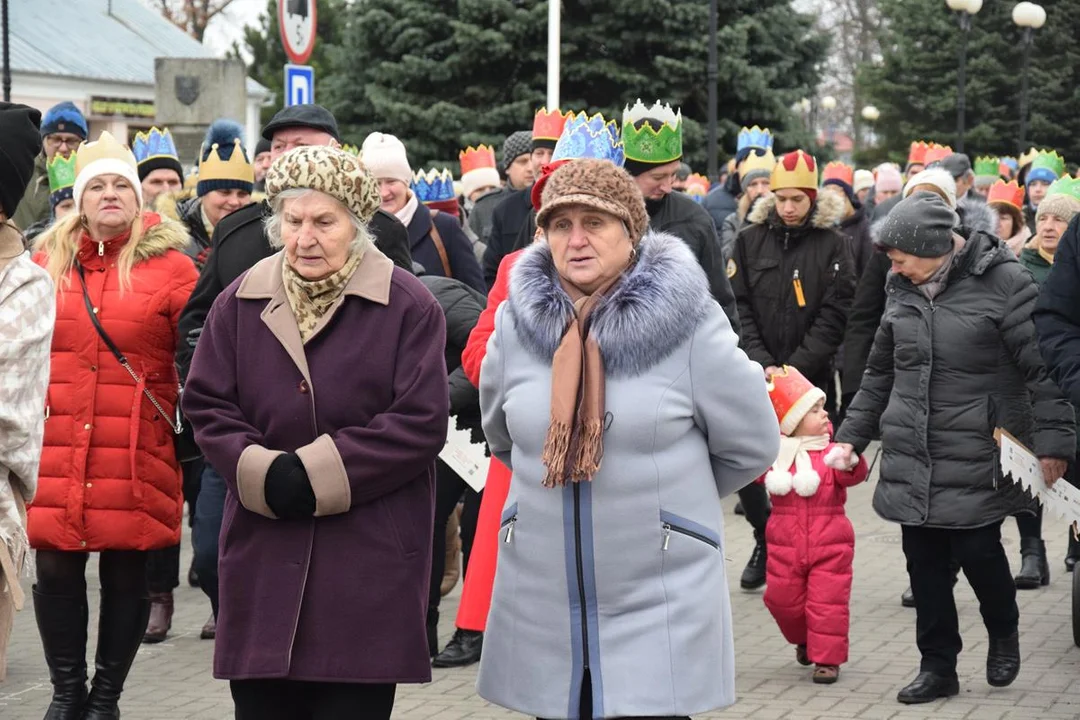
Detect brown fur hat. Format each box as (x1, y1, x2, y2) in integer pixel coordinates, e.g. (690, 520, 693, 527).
(535, 159, 650, 244)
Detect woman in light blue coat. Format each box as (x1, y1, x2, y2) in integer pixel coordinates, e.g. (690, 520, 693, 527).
(478, 159, 780, 719)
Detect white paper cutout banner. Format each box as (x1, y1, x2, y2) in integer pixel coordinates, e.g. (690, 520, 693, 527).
(998, 428, 1080, 530)
(439, 418, 489, 493)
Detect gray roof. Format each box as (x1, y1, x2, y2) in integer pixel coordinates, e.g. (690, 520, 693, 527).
(11, 0, 268, 96)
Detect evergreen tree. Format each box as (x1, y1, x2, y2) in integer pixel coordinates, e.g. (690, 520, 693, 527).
(321, 0, 827, 172)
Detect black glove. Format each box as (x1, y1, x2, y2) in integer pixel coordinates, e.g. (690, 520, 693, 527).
(186, 325, 203, 348)
(264, 452, 316, 520)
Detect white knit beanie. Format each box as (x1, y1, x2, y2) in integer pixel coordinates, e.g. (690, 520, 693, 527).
(360, 132, 412, 184)
(903, 167, 957, 210)
(72, 131, 143, 212)
(853, 169, 874, 195)
(461, 167, 501, 200)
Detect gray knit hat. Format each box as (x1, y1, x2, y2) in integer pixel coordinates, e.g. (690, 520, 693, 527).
(501, 130, 533, 172)
(876, 191, 959, 258)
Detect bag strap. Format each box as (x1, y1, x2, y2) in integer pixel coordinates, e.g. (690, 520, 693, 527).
(75, 263, 182, 434)
(427, 210, 454, 278)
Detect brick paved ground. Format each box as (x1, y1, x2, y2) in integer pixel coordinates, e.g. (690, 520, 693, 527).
(4, 450, 1080, 719)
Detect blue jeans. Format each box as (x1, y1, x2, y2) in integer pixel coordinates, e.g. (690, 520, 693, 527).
(192, 463, 226, 617)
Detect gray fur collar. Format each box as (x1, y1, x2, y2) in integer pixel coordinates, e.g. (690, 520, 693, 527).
(747, 191, 845, 229)
(507, 230, 710, 378)
(957, 194, 998, 237)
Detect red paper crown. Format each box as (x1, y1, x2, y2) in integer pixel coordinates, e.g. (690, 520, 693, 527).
(766, 366, 826, 435)
(908, 141, 930, 166)
(923, 144, 954, 167)
(821, 161, 854, 186)
(533, 107, 571, 142)
(459, 145, 497, 176)
(986, 180, 1025, 211)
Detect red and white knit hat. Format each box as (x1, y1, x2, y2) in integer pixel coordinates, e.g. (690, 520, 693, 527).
(767, 366, 826, 436)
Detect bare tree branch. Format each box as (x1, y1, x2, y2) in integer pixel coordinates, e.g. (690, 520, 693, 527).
(152, 0, 237, 42)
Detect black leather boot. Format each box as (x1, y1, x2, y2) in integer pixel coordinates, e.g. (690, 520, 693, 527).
(1014, 537, 1050, 589)
(901, 586, 915, 607)
(1066, 532, 1080, 572)
(82, 593, 151, 720)
(740, 531, 767, 590)
(432, 629, 482, 668)
(986, 632, 1021, 687)
(33, 588, 88, 720)
(896, 671, 960, 704)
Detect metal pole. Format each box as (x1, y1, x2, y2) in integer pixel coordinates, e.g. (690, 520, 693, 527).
(2, 0, 10, 103)
(706, 0, 718, 183)
(546, 0, 560, 109)
(1018, 27, 1033, 152)
(956, 12, 968, 153)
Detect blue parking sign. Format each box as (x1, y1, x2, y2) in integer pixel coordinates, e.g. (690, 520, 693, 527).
(284, 64, 315, 107)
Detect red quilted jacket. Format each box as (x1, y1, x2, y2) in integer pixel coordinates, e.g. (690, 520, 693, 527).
(30, 213, 197, 552)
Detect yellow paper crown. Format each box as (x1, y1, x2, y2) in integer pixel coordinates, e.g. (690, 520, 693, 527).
(739, 149, 776, 181)
(74, 131, 137, 177)
(198, 138, 254, 184)
(770, 150, 818, 191)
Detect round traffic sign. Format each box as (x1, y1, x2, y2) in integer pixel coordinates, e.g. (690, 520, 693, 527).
(279, 0, 317, 65)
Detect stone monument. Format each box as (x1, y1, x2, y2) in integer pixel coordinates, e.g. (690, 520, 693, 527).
(154, 58, 247, 167)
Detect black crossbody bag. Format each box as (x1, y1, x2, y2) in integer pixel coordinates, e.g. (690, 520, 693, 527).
(75, 263, 201, 461)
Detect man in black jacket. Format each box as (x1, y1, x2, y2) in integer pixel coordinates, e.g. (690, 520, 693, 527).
(176, 104, 412, 638)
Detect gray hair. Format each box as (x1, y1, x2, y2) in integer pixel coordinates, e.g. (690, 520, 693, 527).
(264, 188, 374, 255)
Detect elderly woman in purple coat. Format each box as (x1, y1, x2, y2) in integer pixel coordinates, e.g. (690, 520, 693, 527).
(182, 145, 448, 720)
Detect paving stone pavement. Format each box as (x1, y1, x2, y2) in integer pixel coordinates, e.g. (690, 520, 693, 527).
(4, 449, 1080, 719)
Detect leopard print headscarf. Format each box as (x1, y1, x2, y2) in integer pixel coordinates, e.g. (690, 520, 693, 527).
(282, 249, 365, 343)
(265, 145, 381, 223)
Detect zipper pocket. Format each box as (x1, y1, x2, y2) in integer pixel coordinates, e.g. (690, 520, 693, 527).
(500, 502, 518, 545)
(660, 510, 721, 551)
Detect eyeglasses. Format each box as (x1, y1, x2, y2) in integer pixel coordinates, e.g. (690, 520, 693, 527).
(46, 135, 83, 149)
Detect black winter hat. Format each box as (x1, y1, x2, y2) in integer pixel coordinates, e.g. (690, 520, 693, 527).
(261, 104, 340, 142)
(254, 136, 271, 157)
(876, 191, 959, 258)
(0, 102, 43, 219)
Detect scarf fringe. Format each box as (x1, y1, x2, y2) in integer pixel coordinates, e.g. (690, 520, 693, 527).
(570, 419, 604, 482)
(542, 419, 572, 488)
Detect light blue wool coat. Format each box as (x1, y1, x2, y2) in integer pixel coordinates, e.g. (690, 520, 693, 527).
(478, 230, 780, 719)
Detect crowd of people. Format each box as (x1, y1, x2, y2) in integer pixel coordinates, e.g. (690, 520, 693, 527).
(1, 92, 1079, 720)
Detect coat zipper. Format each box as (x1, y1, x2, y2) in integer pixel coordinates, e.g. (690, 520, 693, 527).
(98, 241, 104, 256)
(501, 516, 517, 544)
(662, 522, 720, 551)
(573, 482, 590, 671)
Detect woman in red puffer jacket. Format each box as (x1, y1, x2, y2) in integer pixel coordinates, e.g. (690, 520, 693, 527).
(30, 131, 196, 720)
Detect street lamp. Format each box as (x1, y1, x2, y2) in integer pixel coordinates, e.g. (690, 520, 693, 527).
(861, 105, 880, 122)
(1013, 2, 1046, 152)
(820, 96, 837, 147)
(707, 0, 718, 182)
(821, 96, 837, 111)
(946, 0, 983, 153)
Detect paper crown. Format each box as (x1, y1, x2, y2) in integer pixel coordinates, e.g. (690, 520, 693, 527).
(974, 156, 1000, 179)
(821, 161, 854, 187)
(47, 153, 77, 193)
(459, 145, 497, 176)
(1045, 176, 1080, 203)
(198, 138, 254, 185)
(622, 99, 683, 165)
(1028, 150, 1066, 182)
(766, 366, 826, 436)
(552, 111, 624, 167)
(908, 141, 931, 166)
(739, 149, 776, 181)
(685, 173, 710, 201)
(737, 126, 773, 153)
(132, 127, 179, 166)
(341, 144, 360, 156)
(923, 144, 954, 167)
(412, 168, 456, 204)
(986, 180, 1025, 210)
(1019, 147, 1040, 168)
(533, 107, 572, 142)
(74, 131, 137, 177)
(999, 157, 1018, 176)
(771, 150, 818, 192)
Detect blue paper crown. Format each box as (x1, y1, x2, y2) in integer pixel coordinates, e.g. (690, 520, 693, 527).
(552, 112, 624, 167)
(412, 168, 456, 204)
(132, 127, 179, 165)
(737, 126, 774, 154)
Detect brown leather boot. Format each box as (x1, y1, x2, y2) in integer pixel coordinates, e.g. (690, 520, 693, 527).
(440, 505, 462, 596)
(141, 592, 173, 644)
(200, 613, 216, 640)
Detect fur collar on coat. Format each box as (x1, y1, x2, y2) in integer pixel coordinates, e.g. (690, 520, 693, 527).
(507, 229, 711, 378)
(747, 190, 845, 230)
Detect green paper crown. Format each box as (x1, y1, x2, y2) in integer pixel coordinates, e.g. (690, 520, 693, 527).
(1030, 150, 1066, 179)
(47, 153, 77, 193)
(974, 156, 999, 178)
(1045, 176, 1080, 203)
(622, 99, 683, 165)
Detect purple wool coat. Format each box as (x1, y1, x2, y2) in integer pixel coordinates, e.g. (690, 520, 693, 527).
(182, 247, 448, 683)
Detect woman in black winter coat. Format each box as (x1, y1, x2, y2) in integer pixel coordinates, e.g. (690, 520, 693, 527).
(833, 192, 1074, 706)
(417, 273, 487, 658)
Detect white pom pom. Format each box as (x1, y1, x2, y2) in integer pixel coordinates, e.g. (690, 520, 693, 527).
(764, 469, 793, 496)
(792, 469, 821, 497)
(824, 446, 858, 471)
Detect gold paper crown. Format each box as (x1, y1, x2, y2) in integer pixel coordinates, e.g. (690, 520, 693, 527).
(198, 139, 254, 184)
(74, 131, 137, 177)
(770, 150, 818, 191)
(738, 149, 776, 181)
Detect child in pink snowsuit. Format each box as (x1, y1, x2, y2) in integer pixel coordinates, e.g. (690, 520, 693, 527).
(759, 366, 868, 684)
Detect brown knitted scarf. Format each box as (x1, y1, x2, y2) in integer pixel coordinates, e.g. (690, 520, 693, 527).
(282, 250, 364, 342)
(541, 277, 618, 487)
